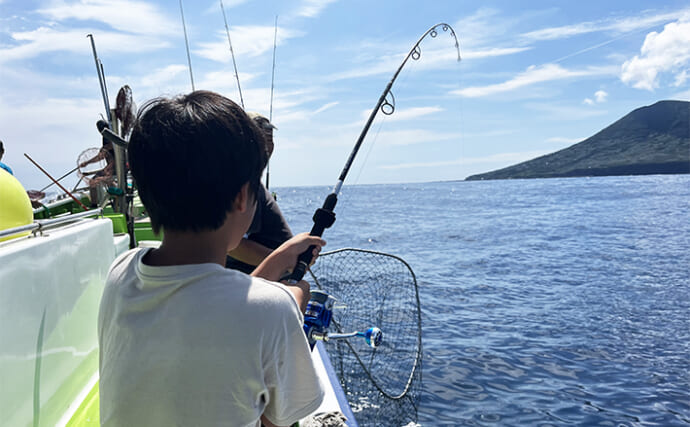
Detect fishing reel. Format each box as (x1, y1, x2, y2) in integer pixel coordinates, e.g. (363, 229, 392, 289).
(303, 290, 383, 350)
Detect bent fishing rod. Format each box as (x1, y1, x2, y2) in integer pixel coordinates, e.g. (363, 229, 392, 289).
(287, 23, 461, 282)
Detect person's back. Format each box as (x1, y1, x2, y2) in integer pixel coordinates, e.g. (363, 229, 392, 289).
(99, 250, 321, 426)
(226, 184, 293, 273)
(226, 113, 292, 274)
(98, 91, 325, 427)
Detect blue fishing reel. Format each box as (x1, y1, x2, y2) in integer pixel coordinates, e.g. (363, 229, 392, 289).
(303, 290, 383, 350)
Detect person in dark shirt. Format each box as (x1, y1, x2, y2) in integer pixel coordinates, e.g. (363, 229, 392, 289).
(226, 113, 293, 274)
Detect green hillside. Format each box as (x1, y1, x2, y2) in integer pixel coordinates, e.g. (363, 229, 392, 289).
(465, 100, 690, 181)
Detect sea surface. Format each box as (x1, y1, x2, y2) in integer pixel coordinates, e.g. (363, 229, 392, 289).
(274, 174, 689, 426)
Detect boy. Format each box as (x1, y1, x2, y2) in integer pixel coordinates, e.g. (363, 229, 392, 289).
(98, 91, 325, 427)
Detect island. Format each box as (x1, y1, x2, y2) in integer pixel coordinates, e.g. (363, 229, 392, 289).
(465, 100, 690, 181)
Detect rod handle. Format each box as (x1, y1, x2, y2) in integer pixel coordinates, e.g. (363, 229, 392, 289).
(286, 193, 338, 282)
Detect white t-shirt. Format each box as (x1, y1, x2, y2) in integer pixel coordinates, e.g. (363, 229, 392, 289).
(98, 248, 324, 427)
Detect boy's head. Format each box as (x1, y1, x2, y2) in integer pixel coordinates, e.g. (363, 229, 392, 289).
(129, 90, 267, 234)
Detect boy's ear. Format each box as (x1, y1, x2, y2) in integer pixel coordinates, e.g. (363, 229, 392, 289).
(233, 182, 251, 213)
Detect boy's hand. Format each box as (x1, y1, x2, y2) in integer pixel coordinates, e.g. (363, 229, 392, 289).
(251, 233, 326, 282)
(276, 232, 326, 271)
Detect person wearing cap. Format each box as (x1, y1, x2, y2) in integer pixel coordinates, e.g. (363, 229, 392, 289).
(0, 140, 14, 175)
(226, 112, 293, 274)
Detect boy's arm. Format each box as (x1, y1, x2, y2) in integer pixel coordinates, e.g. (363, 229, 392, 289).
(251, 233, 325, 282)
(252, 233, 325, 311)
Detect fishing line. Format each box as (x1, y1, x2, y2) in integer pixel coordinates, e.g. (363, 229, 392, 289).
(350, 50, 418, 188)
(269, 16, 278, 123)
(335, 115, 387, 225)
(343, 49, 421, 224)
(266, 15, 278, 190)
(350, 114, 387, 187)
(457, 58, 466, 177)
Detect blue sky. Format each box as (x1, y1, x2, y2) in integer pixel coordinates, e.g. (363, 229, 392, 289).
(1, 0, 689, 191)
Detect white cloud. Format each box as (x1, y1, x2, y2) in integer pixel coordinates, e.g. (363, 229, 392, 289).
(585, 89, 608, 105)
(324, 41, 518, 83)
(594, 90, 608, 102)
(359, 106, 443, 123)
(0, 27, 170, 63)
(674, 70, 689, 87)
(451, 7, 534, 49)
(523, 21, 599, 41)
(139, 64, 189, 89)
(295, 0, 338, 18)
(0, 1, 176, 64)
(37, 0, 178, 36)
(247, 88, 333, 127)
(325, 39, 463, 82)
(521, 9, 688, 41)
(325, 53, 400, 82)
(453, 64, 615, 98)
(197, 69, 257, 91)
(203, 0, 248, 15)
(621, 17, 690, 91)
(195, 26, 303, 62)
(313, 102, 339, 114)
(464, 47, 531, 59)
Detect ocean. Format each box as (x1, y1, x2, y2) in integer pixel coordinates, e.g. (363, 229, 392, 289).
(274, 174, 690, 426)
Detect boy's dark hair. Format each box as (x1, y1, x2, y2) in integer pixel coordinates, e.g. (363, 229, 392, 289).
(128, 91, 267, 234)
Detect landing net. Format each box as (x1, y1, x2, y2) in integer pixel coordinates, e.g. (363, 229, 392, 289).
(76, 147, 114, 186)
(309, 248, 422, 426)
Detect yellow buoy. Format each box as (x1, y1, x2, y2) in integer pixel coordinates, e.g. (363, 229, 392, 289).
(0, 168, 33, 242)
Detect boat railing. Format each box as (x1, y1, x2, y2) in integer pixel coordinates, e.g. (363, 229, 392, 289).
(0, 208, 104, 240)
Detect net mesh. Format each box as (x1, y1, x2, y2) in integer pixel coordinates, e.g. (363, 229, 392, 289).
(308, 248, 422, 426)
(77, 147, 114, 187)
